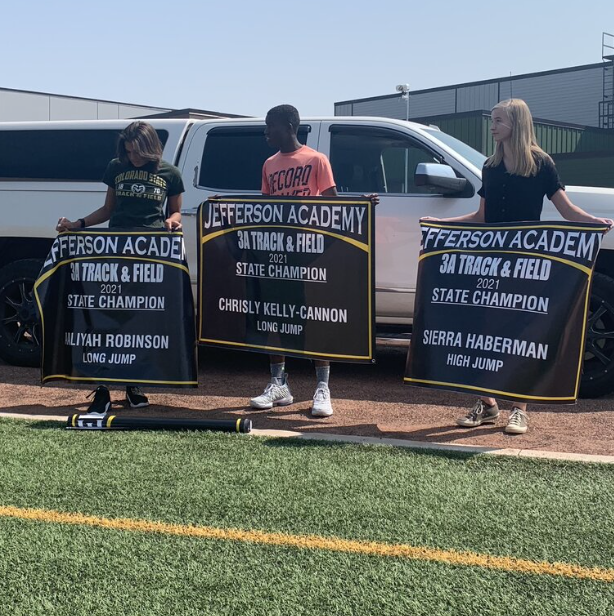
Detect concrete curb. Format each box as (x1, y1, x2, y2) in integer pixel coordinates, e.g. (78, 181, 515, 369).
(0, 412, 68, 422)
(250, 429, 614, 464)
(1, 412, 613, 464)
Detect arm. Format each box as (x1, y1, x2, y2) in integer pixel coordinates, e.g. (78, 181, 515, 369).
(56, 187, 116, 231)
(551, 189, 613, 227)
(422, 198, 486, 223)
(318, 155, 337, 198)
(165, 194, 183, 231)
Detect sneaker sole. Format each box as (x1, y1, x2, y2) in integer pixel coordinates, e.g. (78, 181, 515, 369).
(505, 425, 528, 434)
(456, 415, 499, 427)
(128, 401, 150, 409)
(311, 408, 333, 417)
(250, 396, 294, 410)
(88, 401, 111, 417)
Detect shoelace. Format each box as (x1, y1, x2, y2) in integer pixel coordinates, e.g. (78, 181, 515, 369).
(313, 387, 328, 402)
(130, 387, 144, 396)
(87, 386, 107, 400)
(508, 409, 525, 425)
(467, 400, 485, 420)
(261, 383, 279, 397)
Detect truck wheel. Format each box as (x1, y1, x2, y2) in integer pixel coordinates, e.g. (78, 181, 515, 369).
(0, 259, 43, 367)
(580, 272, 614, 398)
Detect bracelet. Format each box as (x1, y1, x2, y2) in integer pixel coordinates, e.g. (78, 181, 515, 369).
(79, 218, 86, 229)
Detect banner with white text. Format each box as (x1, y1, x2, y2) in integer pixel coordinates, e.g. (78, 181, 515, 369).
(405, 221, 608, 403)
(34, 229, 197, 387)
(197, 196, 375, 362)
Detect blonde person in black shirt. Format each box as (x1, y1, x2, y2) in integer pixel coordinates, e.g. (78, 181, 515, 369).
(56, 121, 185, 415)
(424, 99, 612, 434)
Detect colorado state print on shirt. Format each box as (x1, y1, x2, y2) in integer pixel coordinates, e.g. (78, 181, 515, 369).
(103, 158, 185, 228)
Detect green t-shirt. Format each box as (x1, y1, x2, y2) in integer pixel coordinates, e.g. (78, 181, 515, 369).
(103, 158, 185, 228)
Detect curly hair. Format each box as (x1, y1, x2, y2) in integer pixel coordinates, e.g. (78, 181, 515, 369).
(265, 105, 300, 134)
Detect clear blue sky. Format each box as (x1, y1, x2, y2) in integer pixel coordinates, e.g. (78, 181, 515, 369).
(2, 0, 614, 117)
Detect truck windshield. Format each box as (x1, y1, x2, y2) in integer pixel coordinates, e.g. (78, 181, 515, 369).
(422, 128, 487, 172)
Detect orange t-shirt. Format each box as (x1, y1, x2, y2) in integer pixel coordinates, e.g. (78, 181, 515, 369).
(261, 145, 336, 196)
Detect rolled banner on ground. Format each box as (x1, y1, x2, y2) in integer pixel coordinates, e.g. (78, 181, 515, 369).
(67, 414, 252, 433)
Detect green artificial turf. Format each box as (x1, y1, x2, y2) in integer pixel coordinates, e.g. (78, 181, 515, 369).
(0, 419, 612, 615)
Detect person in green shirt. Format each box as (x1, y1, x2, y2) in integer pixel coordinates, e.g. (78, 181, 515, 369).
(56, 121, 185, 414)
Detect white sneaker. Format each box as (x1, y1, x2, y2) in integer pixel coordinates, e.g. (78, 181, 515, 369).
(505, 407, 528, 434)
(311, 382, 333, 417)
(250, 375, 294, 410)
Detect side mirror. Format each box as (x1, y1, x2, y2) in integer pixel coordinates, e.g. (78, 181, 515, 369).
(414, 163, 471, 196)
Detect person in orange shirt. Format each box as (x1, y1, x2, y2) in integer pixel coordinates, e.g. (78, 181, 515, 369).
(250, 104, 339, 417)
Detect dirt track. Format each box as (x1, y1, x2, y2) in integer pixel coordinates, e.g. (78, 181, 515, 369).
(1, 347, 613, 456)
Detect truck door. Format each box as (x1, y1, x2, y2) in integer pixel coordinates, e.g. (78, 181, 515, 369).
(319, 122, 478, 322)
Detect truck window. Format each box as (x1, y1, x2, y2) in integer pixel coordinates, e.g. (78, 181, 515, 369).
(0, 129, 169, 182)
(329, 126, 441, 195)
(199, 126, 310, 191)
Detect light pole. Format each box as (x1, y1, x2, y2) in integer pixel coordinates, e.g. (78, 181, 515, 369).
(396, 84, 410, 190)
(396, 83, 410, 121)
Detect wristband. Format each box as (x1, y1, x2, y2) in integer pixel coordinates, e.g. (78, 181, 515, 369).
(79, 218, 86, 229)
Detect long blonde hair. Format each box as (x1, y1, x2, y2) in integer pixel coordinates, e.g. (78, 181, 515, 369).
(486, 99, 550, 176)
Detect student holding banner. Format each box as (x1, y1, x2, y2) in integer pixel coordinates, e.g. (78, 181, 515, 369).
(248, 105, 339, 416)
(56, 121, 185, 415)
(250, 105, 377, 417)
(423, 98, 612, 434)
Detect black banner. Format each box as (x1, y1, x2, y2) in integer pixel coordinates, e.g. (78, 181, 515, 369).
(34, 229, 197, 387)
(405, 221, 608, 403)
(197, 196, 375, 362)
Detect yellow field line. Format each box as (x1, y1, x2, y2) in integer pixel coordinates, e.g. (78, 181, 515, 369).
(0, 505, 612, 582)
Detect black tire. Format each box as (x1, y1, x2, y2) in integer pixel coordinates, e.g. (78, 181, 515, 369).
(0, 259, 44, 367)
(580, 272, 614, 398)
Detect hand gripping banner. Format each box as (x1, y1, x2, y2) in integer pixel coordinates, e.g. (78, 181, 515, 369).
(405, 221, 609, 403)
(34, 229, 198, 387)
(197, 196, 375, 362)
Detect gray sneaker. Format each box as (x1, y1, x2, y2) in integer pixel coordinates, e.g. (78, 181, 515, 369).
(505, 407, 528, 434)
(250, 375, 294, 410)
(456, 399, 499, 427)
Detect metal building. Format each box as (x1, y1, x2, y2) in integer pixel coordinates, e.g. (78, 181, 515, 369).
(335, 37, 614, 187)
(0, 87, 239, 122)
(335, 60, 614, 129)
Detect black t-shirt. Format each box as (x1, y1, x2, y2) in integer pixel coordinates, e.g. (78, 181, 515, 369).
(478, 155, 564, 223)
(103, 158, 185, 228)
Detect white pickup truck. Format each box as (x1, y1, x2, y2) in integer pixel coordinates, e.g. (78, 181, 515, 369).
(1, 116, 614, 396)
